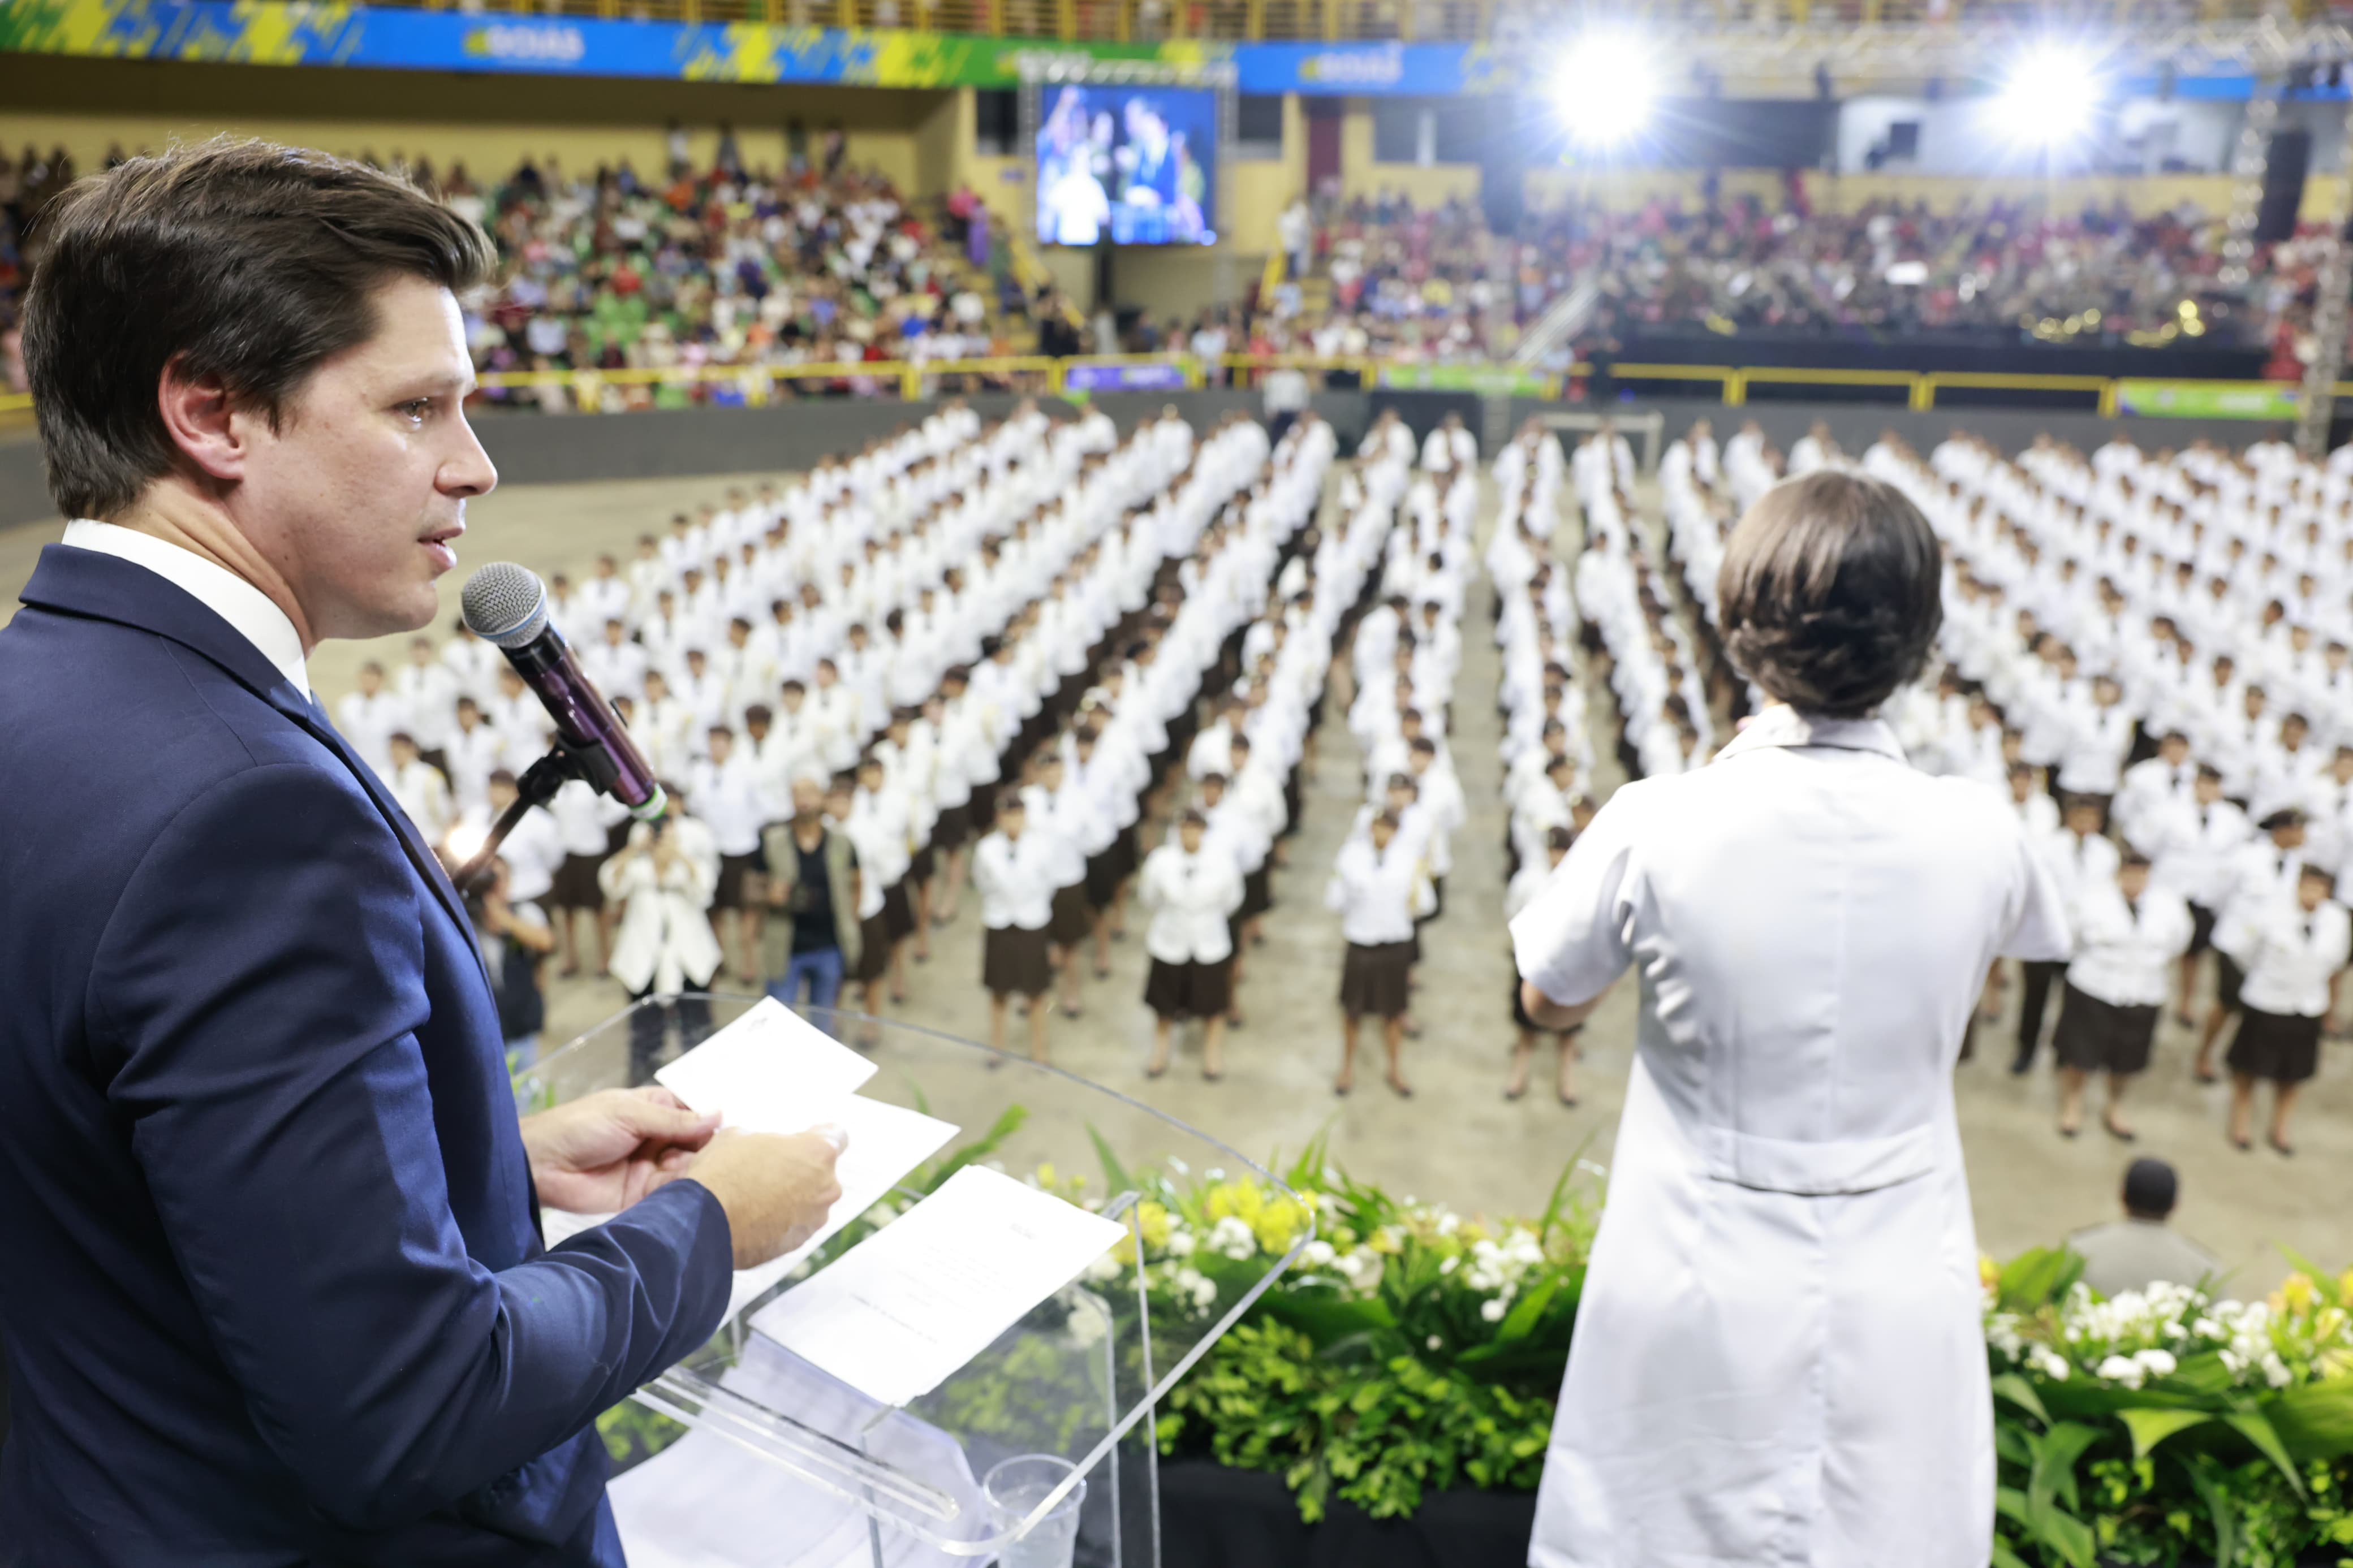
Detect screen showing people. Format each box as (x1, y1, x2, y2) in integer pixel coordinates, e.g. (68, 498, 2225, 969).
(1035, 85, 1217, 247)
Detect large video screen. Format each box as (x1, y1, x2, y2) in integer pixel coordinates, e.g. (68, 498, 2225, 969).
(1035, 84, 1218, 247)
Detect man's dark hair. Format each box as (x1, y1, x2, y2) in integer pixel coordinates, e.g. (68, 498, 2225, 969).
(2122, 1157, 2177, 1220)
(1717, 472, 1943, 720)
(23, 137, 496, 519)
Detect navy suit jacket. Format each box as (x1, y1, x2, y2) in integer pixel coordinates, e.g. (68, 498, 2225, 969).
(0, 546, 732, 1566)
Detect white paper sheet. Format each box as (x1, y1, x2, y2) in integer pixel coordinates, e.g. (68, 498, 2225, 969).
(542, 999, 958, 1323)
(748, 1165, 1127, 1408)
(652, 997, 879, 1131)
(717, 1094, 960, 1321)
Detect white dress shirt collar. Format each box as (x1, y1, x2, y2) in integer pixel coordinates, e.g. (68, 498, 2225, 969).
(1713, 703, 1907, 766)
(62, 519, 311, 699)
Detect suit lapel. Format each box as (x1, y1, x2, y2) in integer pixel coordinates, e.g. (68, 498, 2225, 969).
(22, 544, 491, 984)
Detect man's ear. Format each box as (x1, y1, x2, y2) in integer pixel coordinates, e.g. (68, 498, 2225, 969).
(155, 357, 257, 485)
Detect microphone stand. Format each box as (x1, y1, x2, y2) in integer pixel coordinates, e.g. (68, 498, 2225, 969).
(454, 735, 656, 893)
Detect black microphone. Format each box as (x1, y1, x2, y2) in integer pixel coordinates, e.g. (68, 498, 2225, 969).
(459, 562, 667, 822)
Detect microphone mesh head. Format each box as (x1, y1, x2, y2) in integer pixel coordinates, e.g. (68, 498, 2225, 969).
(460, 562, 549, 650)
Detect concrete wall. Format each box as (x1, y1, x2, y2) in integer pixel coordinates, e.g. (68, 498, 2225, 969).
(12, 393, 2309, 534)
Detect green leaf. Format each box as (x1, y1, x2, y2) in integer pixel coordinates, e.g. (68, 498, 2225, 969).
(1992, 1372, 2051, 1426)
(2220, 1410, 2307, 1499)
(1085, 1122, 1136, 1200)
(2027, 1420, 2101, 1518)
(2116, 1406, 2215, 1459)
(925, 1104, 1027, 1190)
(902, 1075, 930, 1117)
(2178, 1455, 2237, 1568)
(2267, 1377, 2353, 1460)
(1988, 1537, 2033, 1568)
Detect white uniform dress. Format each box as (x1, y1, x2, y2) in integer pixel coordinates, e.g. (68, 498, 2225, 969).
(1510, 707, 2071, 1568)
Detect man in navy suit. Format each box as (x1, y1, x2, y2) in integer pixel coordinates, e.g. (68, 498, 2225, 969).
(0, 140, 844, 1565)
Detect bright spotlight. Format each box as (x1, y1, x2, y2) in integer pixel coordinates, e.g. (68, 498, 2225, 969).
(1552, 31, 1661, 150)
(1993, 45, 2104, 146)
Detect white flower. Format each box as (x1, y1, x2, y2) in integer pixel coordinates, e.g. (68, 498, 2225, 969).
(1440, 1255, 1459, 1276)
(1167, 1157, 1190, 1176)
(2263, 1353, 2292, 1389)
(1209, 1216, 1257, 1260)
(1205, 1168, 1225, 1181)
(1436, 1213, 1460, 1237)
(2031, 1347, 2071, 1382)
(1480, 1298, 1507, 1323)
(1167, 1230, 1197, 1258)
(1301, 1240, 1337, 1268)
(1426, 1334, 1443, 1351)
(1084, 1253, 1124, 1283)
(2133, 1349, 2178, 1379)
(2096, 1355, 2145, 1390)
(1067, 1308, 1108, 1349)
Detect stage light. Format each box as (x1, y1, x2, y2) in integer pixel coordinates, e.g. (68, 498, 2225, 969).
(1992, 45, 2105, 147)
(1550, 30, 1660, 150)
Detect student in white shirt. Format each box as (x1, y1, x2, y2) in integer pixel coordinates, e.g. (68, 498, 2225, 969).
(443, 697, 508, 819)
(335, 660, 407, 777)
(2051, 851, 2192, 1141)
(972, 790, 1057, 1064)
(2014, 793, 2121, 1073)
(1137, 810, 1245, 1081)
(1505, 824, 1581, 1106)
(2197, 807, 2310, 1081)
(598, 816, 721, 1078)
(2218, 863, 2351, 1154)
(687, 725, 774, 985)
(384, 731, 453, 845)
(394, 636, 460, 778)
(1325, 810, 1422, 1098)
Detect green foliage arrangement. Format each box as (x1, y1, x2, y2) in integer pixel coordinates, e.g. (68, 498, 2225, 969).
(596, 1111, 2353, 1565)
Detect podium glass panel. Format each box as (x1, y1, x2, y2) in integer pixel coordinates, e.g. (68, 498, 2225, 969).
(516, 993, 1305, 1568)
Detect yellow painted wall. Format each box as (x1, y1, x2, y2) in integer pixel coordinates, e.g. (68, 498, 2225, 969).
(0, 54, 937, 191)
(1336, 98, 1481, 206)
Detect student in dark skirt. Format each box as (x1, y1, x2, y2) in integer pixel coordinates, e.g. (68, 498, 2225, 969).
(1503, 826, 1582, 1105)
(828, 774, 895, 1048)
(973, 790, 1059, 1064)
(2052, 851, 2192, 1141)
(1325, 811, 1422, 1098)
(2195, 806, 2304, 1082)
(1137, 811, 1246, 1081)
(2220, 864, 2351, 1155)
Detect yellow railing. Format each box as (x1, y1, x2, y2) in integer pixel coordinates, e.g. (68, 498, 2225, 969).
(1, 361, 2329, 419)
(343, 0, 2120, 40)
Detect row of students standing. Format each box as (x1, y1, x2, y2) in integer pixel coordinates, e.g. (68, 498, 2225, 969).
(1322, 421, 1476, 1098)
(1488, 426, 1606, 1105)
(965, 415, 1343, 1066)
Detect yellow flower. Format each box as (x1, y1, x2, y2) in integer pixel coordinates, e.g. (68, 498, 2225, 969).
(1204, 1180, 1265, 1225)
(1252, 1195, 1310, 1255)
(2338, 1267, 2353, 1307)
(2318, 1347, 2353, 1381)
(1111, 1231, 1139, 1267)
(1979, 1255, 2001, 1293)
(1138, 1202, 1172, 1251)
(2282, 1273, 2319, 1317)
(1036, 1163, 1058, 1190)
(1369, 1226, 1404, 1256)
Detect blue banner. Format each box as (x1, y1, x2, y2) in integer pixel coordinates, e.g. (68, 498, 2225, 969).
(1062, 361, 1192, 392)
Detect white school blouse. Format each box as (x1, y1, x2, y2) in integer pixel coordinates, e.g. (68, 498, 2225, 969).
(1510, 706, 2069, 1568)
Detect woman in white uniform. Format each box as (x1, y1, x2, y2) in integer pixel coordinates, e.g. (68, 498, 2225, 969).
(1511, 471, 2071, 1568)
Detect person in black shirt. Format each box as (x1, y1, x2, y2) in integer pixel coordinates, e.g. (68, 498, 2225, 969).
(760, 775, 863, 1030)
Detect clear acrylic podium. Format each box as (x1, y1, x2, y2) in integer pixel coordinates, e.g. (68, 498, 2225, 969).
(516, 993, 1308, 1568)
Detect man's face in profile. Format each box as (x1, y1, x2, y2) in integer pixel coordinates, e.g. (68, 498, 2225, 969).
(236, 275, 495, 642)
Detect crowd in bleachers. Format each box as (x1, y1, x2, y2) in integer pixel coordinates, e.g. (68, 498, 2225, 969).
(1254, 188, 2312, 368)
(0, 140, 1031, 405)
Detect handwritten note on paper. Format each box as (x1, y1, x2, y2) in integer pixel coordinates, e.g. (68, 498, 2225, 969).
(749, 1165, 1127, 1408)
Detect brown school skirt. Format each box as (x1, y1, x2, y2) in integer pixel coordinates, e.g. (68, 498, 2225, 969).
(1339, 940, 1413, 1020)
(1145, 956, 1233, 1021)
(1048, 881, 1093, 946)
(2228, 1007, 2323, 1084)
(551, 852, 607, 911)
(713, 851, 761, 911)
(2053, 984, 2160, 1077)
(851, 910, 892, 984)
(984, 924, 1053, 997)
